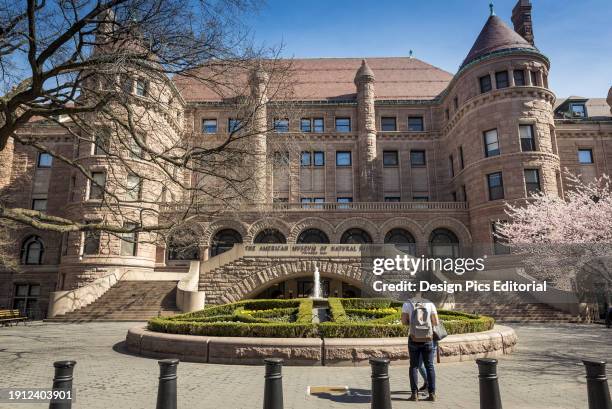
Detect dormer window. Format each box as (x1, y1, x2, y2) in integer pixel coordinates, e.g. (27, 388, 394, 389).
(570, 103, 586, 118)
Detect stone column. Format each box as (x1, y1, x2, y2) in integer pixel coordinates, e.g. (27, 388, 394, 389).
(508, 68, 515, 87)
(249, 66, 270, 204)
(354, 60, 377, 202)
(0, 136, 14, 191)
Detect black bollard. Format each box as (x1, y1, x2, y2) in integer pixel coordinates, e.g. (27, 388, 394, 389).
(583, 360, 611, 409)
(476, 358, 502, 409)
(156, 359, 179, 409)
(369, 357, 392, 409)
(49, 360, 76, 409)
(263, 358, 284, 409)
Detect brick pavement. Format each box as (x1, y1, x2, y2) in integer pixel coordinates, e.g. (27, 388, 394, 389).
(0, 322, 610, 409)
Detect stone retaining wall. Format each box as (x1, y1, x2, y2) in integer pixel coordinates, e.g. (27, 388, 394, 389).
(126, 325, 517, 366)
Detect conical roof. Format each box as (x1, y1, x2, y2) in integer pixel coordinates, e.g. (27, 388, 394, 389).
(461, 15, 537, 69)
(354, 59, 375, 82)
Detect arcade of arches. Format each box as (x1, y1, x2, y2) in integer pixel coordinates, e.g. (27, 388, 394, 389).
(166, 222, 464, 265)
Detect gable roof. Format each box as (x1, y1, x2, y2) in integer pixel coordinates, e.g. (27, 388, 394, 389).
(461, 15, 537, 69)
(173, 57, 454, 102)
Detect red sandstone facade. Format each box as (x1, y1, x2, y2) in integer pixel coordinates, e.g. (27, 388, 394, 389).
(1, 1, 611, 316)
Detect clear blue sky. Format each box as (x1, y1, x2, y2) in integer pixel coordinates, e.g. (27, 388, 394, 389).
(246, 0, 612, 98)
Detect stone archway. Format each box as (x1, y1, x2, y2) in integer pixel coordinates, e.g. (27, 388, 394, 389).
(333, 217, 381, 243)
(217, 259, 367, 304)
(288, 218, 335, 244)
(202, 219, 249, 246)
(246, 217, 291, 243)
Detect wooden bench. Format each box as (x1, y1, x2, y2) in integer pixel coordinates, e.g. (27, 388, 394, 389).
(0, 309, 28, 326)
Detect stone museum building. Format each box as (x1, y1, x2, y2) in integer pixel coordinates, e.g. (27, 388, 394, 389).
(1, 1, 611, 319)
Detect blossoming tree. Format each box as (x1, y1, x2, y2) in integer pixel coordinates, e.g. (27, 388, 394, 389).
(495, 172, 612, 293)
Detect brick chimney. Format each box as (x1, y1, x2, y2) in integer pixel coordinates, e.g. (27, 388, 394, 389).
(511, 0, 535, 45)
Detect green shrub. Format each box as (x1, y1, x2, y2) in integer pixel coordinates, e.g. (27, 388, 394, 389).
(296, 299, 313, 323)
(148, 298, 494, 338)
(327, 298, 348, 323)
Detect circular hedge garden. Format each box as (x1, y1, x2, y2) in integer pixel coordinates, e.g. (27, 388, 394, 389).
(148, 298, 495, 338)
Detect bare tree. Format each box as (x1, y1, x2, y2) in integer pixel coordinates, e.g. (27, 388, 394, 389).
(0, 0, 300, 254)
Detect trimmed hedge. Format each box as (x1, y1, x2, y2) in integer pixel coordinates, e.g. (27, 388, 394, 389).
(148, 298, 494, 338)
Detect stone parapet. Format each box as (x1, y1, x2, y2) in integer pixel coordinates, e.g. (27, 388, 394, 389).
(126, 324, 517, 366)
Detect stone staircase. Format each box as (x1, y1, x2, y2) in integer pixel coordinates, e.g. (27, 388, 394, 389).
(451, 290, 578, 323)
(46, 281, 180, 322)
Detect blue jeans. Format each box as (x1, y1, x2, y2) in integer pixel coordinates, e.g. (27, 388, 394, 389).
(418, 341, 438, 385)
(409, 339, 435, 394)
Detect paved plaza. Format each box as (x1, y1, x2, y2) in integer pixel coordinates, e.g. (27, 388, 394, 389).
(0, 322, 610, 409)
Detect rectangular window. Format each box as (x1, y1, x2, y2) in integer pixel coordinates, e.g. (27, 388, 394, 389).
(495, 71, 509, 89)
(513, 70, 525, 86)
(335, 117, 351, 132)
(130, 135, 145, 159)
(492, 222, 511, 255)
(452, 191, 457, 202)
(126, 174, 142, 201)
(12, 283, 40, 319)
(337, 197, 352, 209)
(336, 151, 352, 166)
(313, 151, 325, 166)
(484, 129, 500, 157)
(530, 70, 538, 86)
(570, 103, 586, 118)
(408, 116, 424, 132)
(83, 230, 100, 255)
(519, 124, 536, 152)
(578, 149, 593, 164)
(459, 146, 465, 169)
(120, 223, 138, 256)
(274, 118, 289, 133)
(410, 150, 426, 167)
(94, 130, 110, 155)
(228, 118, 242, 132)
(313, 118, 324, 132)
(449, 155, 455, 177)
(383, 151, 399, 167)
(384, 196, 400, 202)
(480, 75, 492, 93)
(445, 108, 449, 120)
(381, 117, 397, 131)
(462, 185, 467, 202)
(300, 118, 311, 132)
(487, 172, 504, 200)
(89, 172, 106, 200)
(135, 79, 147, 96)
(202, 119, 217, 133)
(37, 152, 53, 168)
(524, 169, 541, 195)
(453, 96, 459, 110)
(300, 151, 311, 166)
(413, 196, 429, 202)
(273, 151, 289, 167)
(31, 199, 47, 211)
(273, 197, 288, 203)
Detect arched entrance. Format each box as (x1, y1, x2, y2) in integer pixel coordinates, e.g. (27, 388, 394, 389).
(429, 228, 460, 258)
(340, 228, 372, 244)
(253, 275, 362, 299)
(254, 229, 286, 244)
(296, 228, 330, 244)
(210, 229, 243, 257)
(384, 228, 416, 255)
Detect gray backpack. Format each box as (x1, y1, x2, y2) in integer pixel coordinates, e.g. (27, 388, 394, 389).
(409, 302, 433, 342)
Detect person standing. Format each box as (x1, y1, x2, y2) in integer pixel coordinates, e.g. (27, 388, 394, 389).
(402, 293, 438, 402)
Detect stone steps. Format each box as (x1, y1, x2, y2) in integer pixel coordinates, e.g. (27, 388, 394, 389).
(47, 281, 180, 322)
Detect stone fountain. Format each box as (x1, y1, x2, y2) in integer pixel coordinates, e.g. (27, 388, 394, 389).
(310, 264, 330, 323)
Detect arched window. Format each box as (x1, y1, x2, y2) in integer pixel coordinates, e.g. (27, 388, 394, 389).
(384, 228, 416, 255)
(21, 236, 44, 265)
(429, 228, 460, 258)
(167, 229, 200, 261)
(340, 228, 372, 244)
(210, 229, 242, 257)
(254, 229, 286, 244)
(296, 228, 330, 244)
